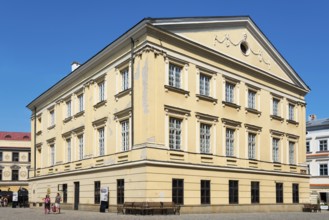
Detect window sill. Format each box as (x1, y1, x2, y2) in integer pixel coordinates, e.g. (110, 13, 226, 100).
(93, 100, 107, 109)
(287, 119, 299, 125)
(115, 88, 131, 100)
(63, 116, 72, 123)
(245, 107, 261, 116)
(164, 85, 190, 97)
(196, 94, 217, 103)
(74, 111, 85, 118)
(222, 101, 241, 110)
(47, 125, 56, 130)
(270, 115, 284, 122)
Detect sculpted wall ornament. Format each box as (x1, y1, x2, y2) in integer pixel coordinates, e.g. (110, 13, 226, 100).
(214, 33, 271, 70)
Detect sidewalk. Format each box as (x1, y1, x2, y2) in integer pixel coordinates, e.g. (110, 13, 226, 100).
(1, 207, 329, 220)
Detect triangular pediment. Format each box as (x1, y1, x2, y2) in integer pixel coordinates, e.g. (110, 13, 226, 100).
(150, 17, 309, 92)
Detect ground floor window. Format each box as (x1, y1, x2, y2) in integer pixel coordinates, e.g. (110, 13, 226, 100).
(94, 181, 101, 204)
(276, 183, 283, 203)
(201, 180, 210, 204)
(117, 179, 124, 204)
(251, 181, 260, 204)
(229, 180, 239, 204)
(172, 179, 184, 205)
(292, 183, 299, 203)
(63, 184, 67, 203)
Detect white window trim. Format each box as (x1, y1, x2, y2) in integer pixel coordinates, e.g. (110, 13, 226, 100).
(165, 57, 189, 91)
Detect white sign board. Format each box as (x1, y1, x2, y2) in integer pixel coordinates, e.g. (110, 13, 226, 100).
(12, 192, 18, 202)
(100, 187, 108, 202)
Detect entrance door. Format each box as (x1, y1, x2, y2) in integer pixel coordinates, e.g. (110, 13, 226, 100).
(74, 182, 79, 210)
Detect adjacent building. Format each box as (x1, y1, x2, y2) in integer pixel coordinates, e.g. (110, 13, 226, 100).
(306, 115, 329, 205)
(0, 132, 31, 192)
(27, 16, 310, 213)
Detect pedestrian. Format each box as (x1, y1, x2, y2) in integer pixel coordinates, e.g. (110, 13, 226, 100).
(43, 195, 51, 214)
(55, 193, 61, 214)
(3, 197, 8, 207)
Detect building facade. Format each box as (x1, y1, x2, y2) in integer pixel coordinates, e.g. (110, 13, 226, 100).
(0, 132, 31, 192)
(27, 17, 310, 213)
(306, 116, 329, 205)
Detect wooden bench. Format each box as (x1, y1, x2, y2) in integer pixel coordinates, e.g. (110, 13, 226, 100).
(161, 202, 180, 215)
(120, 201, 180, 215)
(144, 202, 162, 215)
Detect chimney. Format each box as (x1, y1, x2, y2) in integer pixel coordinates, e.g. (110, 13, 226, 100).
(71, 61, 80, 71)
(308, 114, 317, 121)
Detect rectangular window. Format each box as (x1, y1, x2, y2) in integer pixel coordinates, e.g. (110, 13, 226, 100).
(306, 141, 310, 153)
(292, 183, 299, 203)
(200, 123, 211, 154)
(229, 180, 239, 204)
(50, 144, 55, 166)
(66, 100, 72, 118)
(78, 135, 84, 160)
(273, 98, 279, 116)
(12, 152, 19, 162)
(319, 140, 328, 151)
(98, 81, 105, 102)
(78, 94, 84, 112)
(94, 181, 101, 204)
(172, 179, 184, 205)
(66, 138, 71, 162)
(12, 170, 19, 181)
(98, 128, 105, 156)
(226, 128, 234, 156)
(248, 133, 256, 159)
(121, 68, 129, 91)
(248, 90, 256, 109)
(320, 164, 328, 176)
(63, 184, 68, 203)
(121, 120, 129, 151)
(0, 152, 2, 161)
(225, 82, 235, 103)
(50, 109, 55, 126)
(117, 179, 124, 204)
(200, 74, 210, 96)
(276, 183, 283, 203)
(289, 142, 295, 164)
(169, 63, 181, 88)
(272, 138, 280, 162)
(201, 180, 210, 204)
(28, 152, 31, 162)
(251, 181, 260, 204)
(0, 170, 2, 181)
(169, 118, 182, 150)
(288, 104, 295, 120)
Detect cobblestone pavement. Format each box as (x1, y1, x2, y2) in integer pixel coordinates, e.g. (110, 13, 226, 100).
(1, 207, 329, 220)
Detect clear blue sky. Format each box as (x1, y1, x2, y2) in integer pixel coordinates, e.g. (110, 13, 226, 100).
(0, 0, 328, 132)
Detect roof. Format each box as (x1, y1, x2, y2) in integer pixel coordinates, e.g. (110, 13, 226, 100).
(26, 16, 310, 110)
(306, 118, 329, 131)
(0, 132, 31, 141)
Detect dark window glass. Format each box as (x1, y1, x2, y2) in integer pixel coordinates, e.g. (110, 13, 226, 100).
(12, 152, 19, 162)
(63, 184, 68, 203)
(320, 164, 328, 176)
(94, 181, 101, 204)
(12, 170, 19, 181)
(201, 180, 210, 204)
(172, 179, 184, 205)
(0, 152, 2, 161)
(117, 179, 124, 204)
(276, 183, 283, 203)
(0, 170, 2, 181)
(251, 181, 260, 203)
(229, 180, 239, 204)
(292, 184, 299, 203)
(28, 152, 31, 162)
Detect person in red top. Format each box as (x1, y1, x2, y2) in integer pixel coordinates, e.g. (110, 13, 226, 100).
(43, 195, 51, 214)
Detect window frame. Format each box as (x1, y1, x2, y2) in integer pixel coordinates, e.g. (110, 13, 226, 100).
(306, 141, 310, 153)
(289, 141, 295, 164)
(121, 120, 129, 152)
(288, 103, 295, 121)
(98, 81, 105, 102)
(12, 169, 19, 181)
(98, 127, 105, 156)
(199, 73, 211, 97)
(50, 144, 55, 166)
(200, 123, 211, 154)
(248, 133, 256, 160)
(168, 63, 182, 89)
(121, 67, 129, 91)
(12, 152, 19, 162)
(117, 179, 124, 205)
(319, 139, 328, 151)
(78, 93, 84, 113)
(226, 128, 235, 157)
(94, 181, 101, 204)
(225, 82, 235, 103)
(229, 180, 239, 204)
(292, 183, 299, 203)
(319, 163, 328, 176)
(78, 134, 84, 160)
(272, 138, 280, 163)
(169, 117, 182, 150)
(276, 182, 283, 203)
(66, 100, 72, 118)
(251, 181, 260, 204)
(200, 180, 211, 205)
(247, 89, 256, 109)
(66, 138, 71, 163)
(172, 178, 184, 205)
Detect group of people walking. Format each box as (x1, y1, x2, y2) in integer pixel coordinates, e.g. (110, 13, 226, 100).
(43, 193, 61, 214)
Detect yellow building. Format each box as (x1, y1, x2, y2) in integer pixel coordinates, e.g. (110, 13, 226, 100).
(27, 16, 310, 213)
(0, 132, 31, 192)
